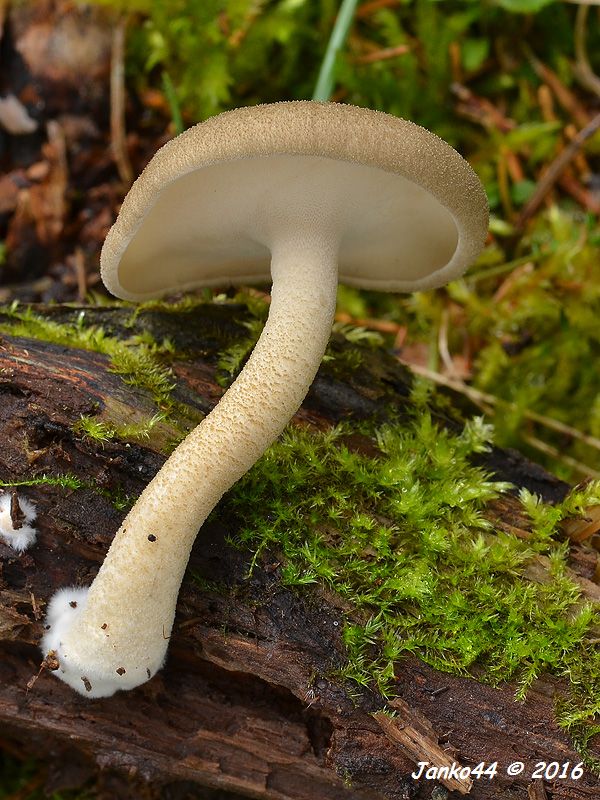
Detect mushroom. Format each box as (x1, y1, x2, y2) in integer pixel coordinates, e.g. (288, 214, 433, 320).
(41, 101, 488, 697)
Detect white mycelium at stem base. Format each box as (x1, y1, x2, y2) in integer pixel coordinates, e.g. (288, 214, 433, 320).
(0, 492, 37, 552)
(41, 230, 339, 698)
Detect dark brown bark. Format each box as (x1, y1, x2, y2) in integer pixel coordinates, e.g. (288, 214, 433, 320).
(0, 303, 598, 800)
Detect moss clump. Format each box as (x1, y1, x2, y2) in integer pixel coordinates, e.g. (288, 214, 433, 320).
(216, 317, 266, 388)
(215, 292, 385, 388)
(0, 303, 199, 447)
(0, 474, 131, 510)
(0, 304, 176, 413)
(222, 394, 599, 747)
(73, 412, 166, 445)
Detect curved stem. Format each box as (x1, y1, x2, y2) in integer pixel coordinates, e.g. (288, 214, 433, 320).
(42, 231, 339, 697)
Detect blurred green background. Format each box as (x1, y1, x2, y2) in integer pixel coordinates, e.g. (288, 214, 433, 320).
(102, 0, 600, 481)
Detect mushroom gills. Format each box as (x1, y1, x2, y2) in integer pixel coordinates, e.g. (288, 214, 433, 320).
(116, 155, 460, 299)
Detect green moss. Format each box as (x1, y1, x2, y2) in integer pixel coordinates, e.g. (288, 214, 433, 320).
(216, 317, 265, 388)
(124, 291, 215, 321)
(73, 412, 167, 446)
(322, 323, 385, 378)
(1, 299, 597, 756)
(187, 571, 228, 595)
(215, 296, 385, 388)
(219, 398, 599, 753)
(0, 474, 131, 511)
(0, 303, 204, 449)
(72, 415, 115, 444)
(0, 304, 176, 412)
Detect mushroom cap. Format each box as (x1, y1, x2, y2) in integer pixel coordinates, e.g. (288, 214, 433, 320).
(101, 101, 488, 301)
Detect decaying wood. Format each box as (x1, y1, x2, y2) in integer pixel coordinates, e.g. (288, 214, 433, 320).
(374, 701, 473, 795)
(0, 303, 598, 800)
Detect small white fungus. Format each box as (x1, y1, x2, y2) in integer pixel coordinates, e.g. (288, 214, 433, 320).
(0, 492, 37, 552)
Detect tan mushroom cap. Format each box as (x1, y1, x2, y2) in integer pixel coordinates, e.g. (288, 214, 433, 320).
(101, 101, 488, 301)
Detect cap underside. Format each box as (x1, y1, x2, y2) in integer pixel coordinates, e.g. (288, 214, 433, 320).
(111, 154, 463, 299)
(101, 102, 489, 301)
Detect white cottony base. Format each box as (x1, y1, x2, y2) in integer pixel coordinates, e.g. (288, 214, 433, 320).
(41, 587, 163, 698)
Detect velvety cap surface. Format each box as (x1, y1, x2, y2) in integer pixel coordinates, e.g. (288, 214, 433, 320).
(101, 101, 489, 300)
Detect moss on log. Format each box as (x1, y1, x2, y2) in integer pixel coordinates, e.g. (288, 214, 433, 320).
(0, 300, 598, 800)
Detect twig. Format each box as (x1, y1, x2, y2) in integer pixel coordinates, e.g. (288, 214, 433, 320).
(32, 121, 68, 245)
(437, 308, 460, 378)
(538, 84, 557, 123)
(356, 0, 401, 17)
(449, 40, 462, 83)
(451, 83, 516, 133)
(353, 43, 410, 64)
(564, 122, 592, 177)
(404, 362, 600, 455)
(468, 255, 540, 284)
(226, 5, 263, 48)
(497, 148, 515, 220)
(505, 147, 525, 182)
(522, 434, 600, 479)
(73, 247, 87, 302)
(334, 311, 403, 334)
(537, 84, 593, 207)
(557, 171, 600, 214)
(573, 4, 600, 97)
(492, 260, 535, 303)
(526, 52, 590, 128)
(527, 777, 549, 800)
(563, 505, 600, 543)
(516, 111, 600, 227)
(26, 651, 59, 693)
(375, 701, 473, 795)
(29, 590, 42, 621)
(110, 15, 133, 188)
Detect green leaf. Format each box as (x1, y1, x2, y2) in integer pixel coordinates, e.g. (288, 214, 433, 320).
(511, 179, 537, 205)
(461, 38, 490, 72)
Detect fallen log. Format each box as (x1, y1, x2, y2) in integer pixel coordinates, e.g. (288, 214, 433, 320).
(0, 300, 598, 800)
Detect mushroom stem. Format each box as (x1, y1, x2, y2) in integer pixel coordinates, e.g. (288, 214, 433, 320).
(42, 230, 339, 697)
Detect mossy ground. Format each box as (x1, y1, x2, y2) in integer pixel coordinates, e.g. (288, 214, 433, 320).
(1, 296, 599, 765)
(219, 390, 600, 761)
